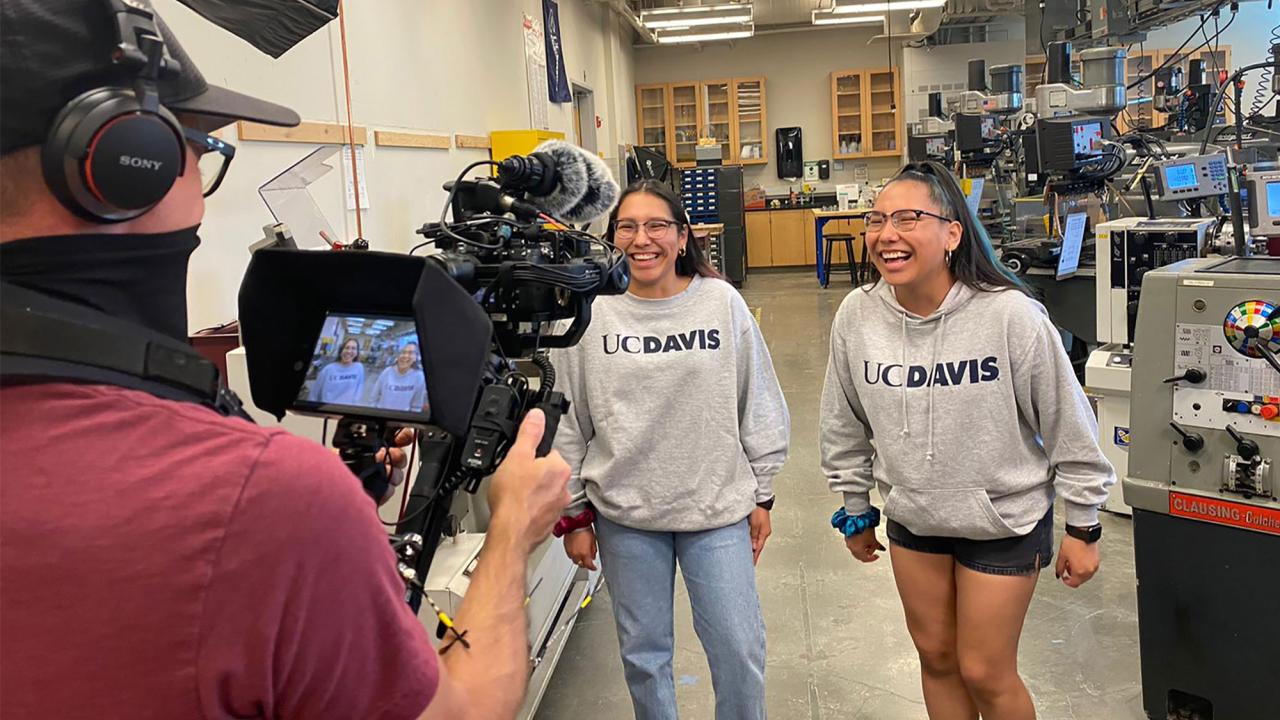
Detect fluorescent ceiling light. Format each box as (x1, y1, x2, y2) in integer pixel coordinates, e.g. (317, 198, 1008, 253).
(811, 9, 886, 25)
(641, 3, 753, 29)
(655, 25, 754, 44)
(832, 0, 946, 13)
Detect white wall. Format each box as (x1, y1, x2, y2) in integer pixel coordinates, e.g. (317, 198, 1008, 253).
(153, 0, 635, 331)
(633, 26, 907, 195)
(1139, 2, 1278, 117)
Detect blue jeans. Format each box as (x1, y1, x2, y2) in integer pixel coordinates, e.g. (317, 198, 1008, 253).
(595, 515, 767, 720)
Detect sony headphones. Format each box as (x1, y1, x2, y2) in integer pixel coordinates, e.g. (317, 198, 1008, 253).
(42, 0, 186, 223)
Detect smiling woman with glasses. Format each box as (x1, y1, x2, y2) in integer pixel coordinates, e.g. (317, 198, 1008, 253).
(182, 126, 235, 197)
(820, 160, 1114, 720)
(551, 179, 790, 719)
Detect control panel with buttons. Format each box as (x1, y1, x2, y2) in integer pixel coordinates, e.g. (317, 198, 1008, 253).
(1152, 153, 1229, 201)
(1175, 388, 1280, 439)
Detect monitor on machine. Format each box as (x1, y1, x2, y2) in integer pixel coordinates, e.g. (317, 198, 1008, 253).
(1071, 121, 1104, 156)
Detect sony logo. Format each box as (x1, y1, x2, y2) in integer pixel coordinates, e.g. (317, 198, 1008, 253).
(119, 156, 164, 171)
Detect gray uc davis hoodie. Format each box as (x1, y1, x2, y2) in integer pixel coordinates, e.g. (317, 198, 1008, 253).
(820, 281, 1114, 539)
(553, 275, 791, 532)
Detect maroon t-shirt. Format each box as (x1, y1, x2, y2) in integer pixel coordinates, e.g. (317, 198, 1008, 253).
(0, 383, 439, 719)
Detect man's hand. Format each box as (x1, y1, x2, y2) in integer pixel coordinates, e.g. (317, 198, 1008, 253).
(420, 411, 571, 720)
(487, 409, 572, 551)
(844, 527, 885, 563)
(1055, 535, 1100, 588)
(748, 507, 771, 566)
(374, 428, 416, 505)
(563, 528, 598, 571)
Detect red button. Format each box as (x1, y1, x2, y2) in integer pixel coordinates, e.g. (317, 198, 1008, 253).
(1263, 405, 1279, 420)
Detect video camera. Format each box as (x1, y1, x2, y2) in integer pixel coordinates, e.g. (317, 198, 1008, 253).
(238, 141, 628, 599)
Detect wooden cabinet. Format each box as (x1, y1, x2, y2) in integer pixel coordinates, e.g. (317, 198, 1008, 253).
(669, 82, 700, 166)
(1025, 55, 1047, 100)
(734, 77, 767, 165)
(701, 79, 734, 166)
(636, 84, 670, 158)
(746, 212, 773, 268)
(831, 68, 902, 159)
(770, 210, 807, 266)
(635, 77, 767, 167)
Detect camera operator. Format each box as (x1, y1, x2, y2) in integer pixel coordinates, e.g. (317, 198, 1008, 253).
(0, 2, 570, 719)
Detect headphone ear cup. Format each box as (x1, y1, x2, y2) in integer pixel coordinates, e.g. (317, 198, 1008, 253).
(42, 87, 186, 223)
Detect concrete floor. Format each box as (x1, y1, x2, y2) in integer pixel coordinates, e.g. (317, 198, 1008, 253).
(534, 271, 1143, 720)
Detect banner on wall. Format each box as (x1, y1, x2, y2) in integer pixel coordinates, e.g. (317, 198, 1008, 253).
(523, 14, 551, 130)
(542, 0, 572, 104)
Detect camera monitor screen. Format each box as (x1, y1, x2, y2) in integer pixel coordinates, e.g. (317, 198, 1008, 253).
(1072, 121, 1104, 156)
(294, 312, 430, 421)
(1164, 163, 1199, 191)
(1268, 181, 1280, 217)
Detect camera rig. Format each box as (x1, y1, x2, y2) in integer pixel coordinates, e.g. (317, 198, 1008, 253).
(239, 155, 627, 609)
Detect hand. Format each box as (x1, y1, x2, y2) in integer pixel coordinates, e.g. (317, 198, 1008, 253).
(563, 528, 598, 571)
(487, 410, 572, 552)
(844, 527, 886, 563)
(748, 507, 772, 566)
(1055, 535, 1100, 588)
(374, 428, 416, 505)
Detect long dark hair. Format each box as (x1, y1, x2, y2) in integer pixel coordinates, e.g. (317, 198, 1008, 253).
(605, 179, 721, 280)
(875, 160, 1030, 296)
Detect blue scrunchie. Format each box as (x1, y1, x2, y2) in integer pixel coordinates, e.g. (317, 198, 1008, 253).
(831, 507, 881, 537)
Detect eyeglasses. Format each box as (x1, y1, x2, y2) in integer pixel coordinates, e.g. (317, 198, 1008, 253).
(612, 219, 680, 239)
(182, 126, 236, 197)
(864, 209, 955, 234)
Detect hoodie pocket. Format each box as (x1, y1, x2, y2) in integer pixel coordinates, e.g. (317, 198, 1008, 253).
(884, 486, 1018, 540)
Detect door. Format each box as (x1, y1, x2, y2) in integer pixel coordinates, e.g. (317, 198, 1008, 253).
(701, 79, 734, 164)
(572, 84, 597, 154)
(636, 84, 670, 159)
(770, 210, 806, 266)
(832, 70, 864, 159)
(669, 82, 701, 167)
(866, 68, 901, 157)
(734, 78, 767, 165)
(746, 212, 772, 268)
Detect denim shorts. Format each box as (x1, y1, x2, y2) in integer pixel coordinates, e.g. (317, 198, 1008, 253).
(886, 506, 1054, 576)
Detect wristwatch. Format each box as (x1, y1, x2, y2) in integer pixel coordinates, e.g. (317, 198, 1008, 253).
(756, 496, 775, 512)
(1065, 523, 1103, 544)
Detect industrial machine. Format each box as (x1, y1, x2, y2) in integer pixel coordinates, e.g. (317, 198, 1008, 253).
(1126, 257, 1280, 719)
(910, 91, 955, 163)
(1034, 42, 1127, 119)
(1087, 217, 1216, 513)
(1247, 167, 1280, 240)
(959, 59, 1024, 116)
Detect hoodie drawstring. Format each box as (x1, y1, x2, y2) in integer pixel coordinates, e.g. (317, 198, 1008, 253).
(900, 313, 909, 438)
(925, 314, 947, 463)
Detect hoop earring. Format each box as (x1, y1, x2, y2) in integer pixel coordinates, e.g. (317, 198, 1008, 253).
(945, 249, 953, 266)
(679, 245, 687, 256)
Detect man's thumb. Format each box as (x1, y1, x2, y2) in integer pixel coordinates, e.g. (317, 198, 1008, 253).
(511, 409, 547, 457)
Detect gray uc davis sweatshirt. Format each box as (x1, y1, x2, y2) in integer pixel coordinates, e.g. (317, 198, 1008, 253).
(820, 281, 1114, 539)
(552, 275, 791, 532)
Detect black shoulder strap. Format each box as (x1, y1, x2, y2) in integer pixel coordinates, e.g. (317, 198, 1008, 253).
(1, 282, 250, 420)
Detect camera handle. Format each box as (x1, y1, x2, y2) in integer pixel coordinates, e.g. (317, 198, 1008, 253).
(331, 418, 400, 504)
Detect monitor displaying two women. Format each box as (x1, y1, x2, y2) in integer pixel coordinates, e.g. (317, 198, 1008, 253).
(295, 313, 429, 419)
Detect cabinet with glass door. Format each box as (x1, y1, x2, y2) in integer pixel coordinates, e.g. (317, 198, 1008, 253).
(831, 68, 902, 159)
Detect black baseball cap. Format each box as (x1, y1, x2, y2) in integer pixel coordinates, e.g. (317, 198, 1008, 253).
(1, 0, 300, 155)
